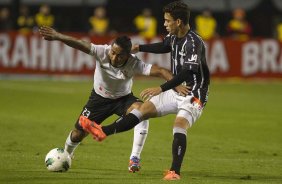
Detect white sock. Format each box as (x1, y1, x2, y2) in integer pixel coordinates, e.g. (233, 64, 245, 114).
(64, 131, 80, 155)
(130, 120, 149, 159)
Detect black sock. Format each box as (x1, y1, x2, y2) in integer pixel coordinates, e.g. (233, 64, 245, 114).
(102, 113, 140, 136)
(170, 133, 187, 175)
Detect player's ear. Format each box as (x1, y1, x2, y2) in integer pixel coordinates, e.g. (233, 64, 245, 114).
(176, 19, 182, 26)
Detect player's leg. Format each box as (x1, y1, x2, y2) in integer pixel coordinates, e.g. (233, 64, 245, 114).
(163, 116, 189, 180)
(107, 95, 150, 172)
(65, 89, 114, 154)
(126, 103, 149, 172)
(106, 91, 176, 172)
(164, 96, 203, 180)
(128, 119, 149, 172)
(86, 90, 176, 141)
(101, 100, 157, 136)
(64, 128, 88, 156)
(100, 90, 176, 137)
(131, 120, 149, 159)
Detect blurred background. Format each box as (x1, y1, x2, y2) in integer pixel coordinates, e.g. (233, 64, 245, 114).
(0, 0, 282, 78)
(1, 0, 282, 37)
(1, 2, 282, 183)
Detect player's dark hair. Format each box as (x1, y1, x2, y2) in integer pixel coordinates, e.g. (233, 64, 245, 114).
(163, 1, 190, 25)
(113, 36, 132, 54)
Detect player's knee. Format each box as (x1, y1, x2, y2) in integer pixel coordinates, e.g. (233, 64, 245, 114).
(139, 102, 157, 119)
(173, 126, 187, 135)
(127, 102, 143, 114)
(174, 117, 190, 129)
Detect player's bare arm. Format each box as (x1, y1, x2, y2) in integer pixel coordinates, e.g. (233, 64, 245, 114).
(148, 65, 189, 98)
(149, 64, 173, 81)
(140, 85, 190, 100)
(140, 87, 162, 101)
(140, 85, 189, 101)
(39, 26, 91, 54)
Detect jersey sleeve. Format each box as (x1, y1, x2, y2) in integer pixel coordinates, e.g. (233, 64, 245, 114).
(163, 34, 172, 47)
(139, 42, 170, 53)
(89, 43, 107, 59)
(139, 34, 171, 53)
(183, 37, 203, 73)
(160, 68, 189, 92)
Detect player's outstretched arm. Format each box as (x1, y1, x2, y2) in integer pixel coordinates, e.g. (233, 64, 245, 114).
(146, 65, 189, 99)
(132, 43, 170, 54)
(39, 26, 91, 54)
(149, 65, 173, 81)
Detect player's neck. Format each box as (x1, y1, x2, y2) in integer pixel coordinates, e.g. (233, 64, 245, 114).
(177, 24, 190, 38)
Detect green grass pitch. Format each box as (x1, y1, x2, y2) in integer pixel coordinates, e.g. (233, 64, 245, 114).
(0, 78, 282, 184)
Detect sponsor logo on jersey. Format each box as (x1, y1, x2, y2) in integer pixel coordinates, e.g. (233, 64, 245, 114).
(188, 54, 197, 62)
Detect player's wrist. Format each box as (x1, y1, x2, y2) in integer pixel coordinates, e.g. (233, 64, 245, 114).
(56, 33, 64, 40)
(139, 44, 145, 52)
(57, 32, 68, 41)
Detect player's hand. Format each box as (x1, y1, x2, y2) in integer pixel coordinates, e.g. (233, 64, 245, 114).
(39, 26, 60, 41)
(140, 87, 162, 101)
(131, 44, 139, 54)
(174, 85, 190, 96)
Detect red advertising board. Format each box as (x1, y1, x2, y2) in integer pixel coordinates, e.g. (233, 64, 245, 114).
(206, 38, 282, 78)
(0, 32, 282, 78)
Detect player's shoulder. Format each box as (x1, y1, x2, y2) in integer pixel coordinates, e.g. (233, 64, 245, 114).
(186, 30, 205, 46)
(164, 33, 175, 40)
(91, 43, 110, 49)
(163, 33, 176, 45)
(129, 54, 141, 63)
(90, 43, 110, 55)
(123, 54, 143, 69)
(90, 43, 109, 49)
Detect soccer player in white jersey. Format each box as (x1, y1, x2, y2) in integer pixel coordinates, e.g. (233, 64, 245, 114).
(39, 26, 189, 173)
(78, 1, 210, 181)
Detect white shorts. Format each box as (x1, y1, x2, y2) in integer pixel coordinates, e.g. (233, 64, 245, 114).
(149, 89, 203, 127)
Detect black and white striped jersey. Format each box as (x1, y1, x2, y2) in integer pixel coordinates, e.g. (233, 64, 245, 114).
(139, 29, 210, 106)
(163, 30, 210, 105)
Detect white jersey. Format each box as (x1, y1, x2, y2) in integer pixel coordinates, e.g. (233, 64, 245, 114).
(89, 43, 152, 99)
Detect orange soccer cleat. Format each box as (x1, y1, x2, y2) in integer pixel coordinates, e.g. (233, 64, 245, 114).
(79, 116, 107, 141)
(163, 170, 181, 180)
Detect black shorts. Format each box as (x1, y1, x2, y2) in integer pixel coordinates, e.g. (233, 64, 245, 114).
(75, 89, 142, 130)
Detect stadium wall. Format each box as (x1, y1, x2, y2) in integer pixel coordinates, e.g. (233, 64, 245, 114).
(0, 32, 282, 78)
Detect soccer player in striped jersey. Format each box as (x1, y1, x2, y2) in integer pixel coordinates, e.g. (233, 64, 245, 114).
(39, 26, 189, 173)
(79, 1, 210, 180)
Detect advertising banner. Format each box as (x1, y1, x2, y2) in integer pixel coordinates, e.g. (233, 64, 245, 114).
(1, 32, 282, 78)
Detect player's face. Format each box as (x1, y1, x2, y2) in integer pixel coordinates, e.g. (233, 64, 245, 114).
(164, 12, 179, 35)
(109, 43, 129, 67)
